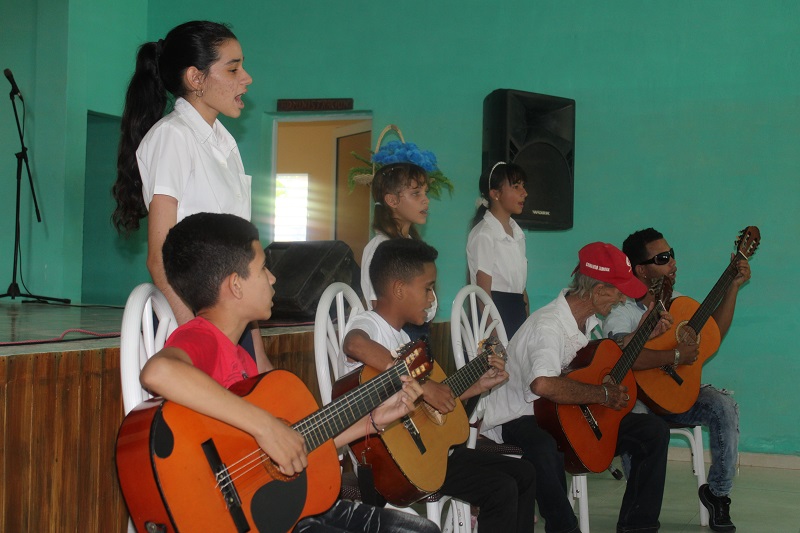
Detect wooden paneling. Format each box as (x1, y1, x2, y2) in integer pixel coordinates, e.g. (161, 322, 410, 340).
(0, 324, 454, 532)
(0, 348, 128, 533)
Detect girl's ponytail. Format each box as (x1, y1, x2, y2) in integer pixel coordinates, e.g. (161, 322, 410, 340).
(112, 42, 167, 234)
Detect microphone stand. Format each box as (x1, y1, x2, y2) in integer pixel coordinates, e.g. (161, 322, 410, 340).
(1, 86, 70, 303)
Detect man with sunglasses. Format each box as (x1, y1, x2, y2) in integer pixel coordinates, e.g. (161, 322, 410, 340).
(602, 228, 750, 533)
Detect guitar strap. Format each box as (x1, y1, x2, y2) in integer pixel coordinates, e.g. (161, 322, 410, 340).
(356, 462, 387, 508)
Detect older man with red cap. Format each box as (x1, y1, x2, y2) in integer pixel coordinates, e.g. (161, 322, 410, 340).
(482, 242, 672, 533)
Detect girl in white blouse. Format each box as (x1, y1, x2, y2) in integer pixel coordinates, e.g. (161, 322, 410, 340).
(112, 21, 267, 363)
(467, 162, 530, 338)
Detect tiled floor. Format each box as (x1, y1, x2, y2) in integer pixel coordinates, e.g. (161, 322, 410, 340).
(564, 459, 800, 532)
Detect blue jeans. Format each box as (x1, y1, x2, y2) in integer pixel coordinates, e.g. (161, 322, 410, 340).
(664, 384, 739, 496)
(625, 384, 739, 497)
(294, 499, 439, 533)
(502, 412, 668, 533)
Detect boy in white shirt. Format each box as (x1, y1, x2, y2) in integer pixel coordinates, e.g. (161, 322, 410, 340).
(343, 238, 537, 533)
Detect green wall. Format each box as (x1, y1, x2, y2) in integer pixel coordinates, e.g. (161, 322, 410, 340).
(0, 0, 148, 303)
(2, 1, 798, 455)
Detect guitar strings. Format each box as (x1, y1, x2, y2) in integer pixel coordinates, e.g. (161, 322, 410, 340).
(444, 347, 492, 396)
(613, 300, 665, 384)
(214, 360, 415, 493)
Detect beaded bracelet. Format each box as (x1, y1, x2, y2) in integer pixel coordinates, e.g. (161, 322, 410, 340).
(369, 411, 384, 434)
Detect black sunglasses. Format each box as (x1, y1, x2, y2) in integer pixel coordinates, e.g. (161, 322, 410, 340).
(639, 248, 675, 266)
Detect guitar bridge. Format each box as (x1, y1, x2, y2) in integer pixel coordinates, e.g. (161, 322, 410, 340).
(659, 364, 684, 386)
(202, 439, 251, 533)
(400, 415, 427, 454)
(579, 405, 603, 441)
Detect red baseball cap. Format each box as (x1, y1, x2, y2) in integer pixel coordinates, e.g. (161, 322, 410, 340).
(574, 242, 647, 298)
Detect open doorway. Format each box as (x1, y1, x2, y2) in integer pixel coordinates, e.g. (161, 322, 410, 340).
(273, 117, 372, 264)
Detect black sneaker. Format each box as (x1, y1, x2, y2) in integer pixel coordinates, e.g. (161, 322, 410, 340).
(699, 483, 736, 532)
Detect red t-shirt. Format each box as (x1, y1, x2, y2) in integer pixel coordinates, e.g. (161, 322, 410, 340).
(165, 316, 258, 389)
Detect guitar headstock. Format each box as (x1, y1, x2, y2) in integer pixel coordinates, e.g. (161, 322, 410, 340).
(396, 337, 434, 380)
(735, 226, 760, 260)
(478, 335, 508, 362)
(648, 274, 674, 309)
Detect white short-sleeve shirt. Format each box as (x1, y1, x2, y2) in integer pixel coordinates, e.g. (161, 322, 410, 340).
(467, 211, 527, 293)
(602, 290, 683, 339)
(481, 289, 599, 438)
(137, 97, 252, 222)
(341, 310, 410, 376)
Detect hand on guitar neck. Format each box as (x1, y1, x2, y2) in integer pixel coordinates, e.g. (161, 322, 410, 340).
(618, 300, 674, 349)
(468, 354, 509, 398)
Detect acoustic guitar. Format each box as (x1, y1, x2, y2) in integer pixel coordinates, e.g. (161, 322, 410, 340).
(346, 336, 507, 506)
(535, 300, 667, 474)
(115, 340, 433, 533)
(635, 226, 760, 415)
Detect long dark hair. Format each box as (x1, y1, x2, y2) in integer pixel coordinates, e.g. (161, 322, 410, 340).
(370, 163, 429, 240)
(112, 21, 236, 234)
(470, 161, 528, 228)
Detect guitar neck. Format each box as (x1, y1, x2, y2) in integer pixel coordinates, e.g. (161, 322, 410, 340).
(687, 251, 745, 333)
(611, 300, 666, 383)
(292, 363, 407, 452)
(443, 350, 491, 399)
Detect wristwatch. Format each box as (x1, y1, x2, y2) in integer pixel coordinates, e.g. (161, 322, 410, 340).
(673, 348, 681, 367)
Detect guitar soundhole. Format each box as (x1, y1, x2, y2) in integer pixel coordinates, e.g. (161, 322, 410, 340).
(422, 403, 446, 425)
(250, 470, 308, 533)
(675, 321, 699, 345)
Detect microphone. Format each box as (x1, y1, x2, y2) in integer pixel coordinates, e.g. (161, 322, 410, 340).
(4, 68, 24, 101)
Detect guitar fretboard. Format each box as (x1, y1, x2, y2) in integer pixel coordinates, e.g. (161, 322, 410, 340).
(686, 251, 746, 335)
(610, 300, 667, 384)
(444, 349, 491, 399)
(292, 362, 408, 452)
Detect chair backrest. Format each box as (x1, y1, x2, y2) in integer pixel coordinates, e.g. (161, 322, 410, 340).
(313, 282, 365, 405)
(120, 283, 178, 414)
(450, 285, 509, 369)
(450, 285, 510, 446)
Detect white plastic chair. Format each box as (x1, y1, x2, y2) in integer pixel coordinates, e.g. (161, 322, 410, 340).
(670, 425, 709, 526)
(120, 282, 178, 414)
(450, 285, 589, 533)
(313, 282, 464, 531)
(119, 283, 177, 532)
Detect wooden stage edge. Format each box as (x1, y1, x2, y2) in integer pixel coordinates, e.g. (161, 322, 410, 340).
(0, 322, 456, 533)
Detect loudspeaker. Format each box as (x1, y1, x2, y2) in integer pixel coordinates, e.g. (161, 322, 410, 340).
(264, 240, 359, 320)
(482, 89, 575, 230)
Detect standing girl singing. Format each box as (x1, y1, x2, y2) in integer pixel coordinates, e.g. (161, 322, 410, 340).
(360, 163, 436, 325)
(467, 161, 529, 338)
(111, 20, 267, 364)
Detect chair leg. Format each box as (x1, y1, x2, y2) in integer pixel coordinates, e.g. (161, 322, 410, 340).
(426, 500, 442, 529)
(671, 427, 709, 527)
(691, 426, 709, 527)
(570, 474, 590, 533)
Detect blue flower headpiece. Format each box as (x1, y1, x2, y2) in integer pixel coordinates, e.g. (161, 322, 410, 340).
(371, 141, 438, 172)
(348, 125, 453, 199)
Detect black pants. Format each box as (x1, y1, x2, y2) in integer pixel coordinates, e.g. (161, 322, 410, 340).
(502, 413, 668, 533)
(439, 446, 537, 533)
(294, 499, 439, 533)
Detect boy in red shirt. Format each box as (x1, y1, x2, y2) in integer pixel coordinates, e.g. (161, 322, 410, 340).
(139, 212, 435, 532)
